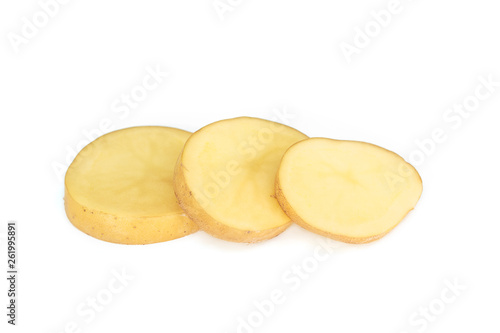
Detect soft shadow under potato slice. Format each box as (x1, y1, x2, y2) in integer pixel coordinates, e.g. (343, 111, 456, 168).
(65, 126, 199, 244)
(276, 138, 423, 243)
(174, 117, 308, 243)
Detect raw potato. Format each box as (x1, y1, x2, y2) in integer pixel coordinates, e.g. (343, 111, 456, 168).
(174, 117, 308, 243)
(276, 138, 422, 243)
(65, 126, 199, 244)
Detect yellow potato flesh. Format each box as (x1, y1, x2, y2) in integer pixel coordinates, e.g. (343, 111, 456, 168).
(65, 126, 198, 244)
(174, 117, 308, 242)
(276, 138, 422, 243)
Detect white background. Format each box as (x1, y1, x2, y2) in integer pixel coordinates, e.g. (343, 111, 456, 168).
(1, 0, 500, 332)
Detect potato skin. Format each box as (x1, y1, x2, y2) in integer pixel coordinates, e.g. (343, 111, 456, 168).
(64, 187, 199, 245)
(173, 156, 291, 243)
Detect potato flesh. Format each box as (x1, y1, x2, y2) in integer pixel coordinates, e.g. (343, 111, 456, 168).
(277, 138, 422, 242)
(177, 117, 308, 240)
(65, 126, 198, 244)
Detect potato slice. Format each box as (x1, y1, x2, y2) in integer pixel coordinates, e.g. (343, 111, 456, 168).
(276, 138, 422, 243)
(65, 126, 199, 244)
(174, 117, 308, 243)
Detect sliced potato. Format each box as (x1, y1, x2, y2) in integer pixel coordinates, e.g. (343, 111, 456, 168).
(276, 138, 422, 243)
(65, 126, 199, 244)
(174, 117, 308, 243)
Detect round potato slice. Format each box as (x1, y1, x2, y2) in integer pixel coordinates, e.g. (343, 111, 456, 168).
(276, 138, 422, 243)
(174, 117, 308, 243)
(65, 126, 199, 244)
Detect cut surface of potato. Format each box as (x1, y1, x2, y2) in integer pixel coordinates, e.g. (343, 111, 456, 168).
(174, 117, 308, 243)
(65, 126, 198, 244)
(276, 138, 422, 243)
